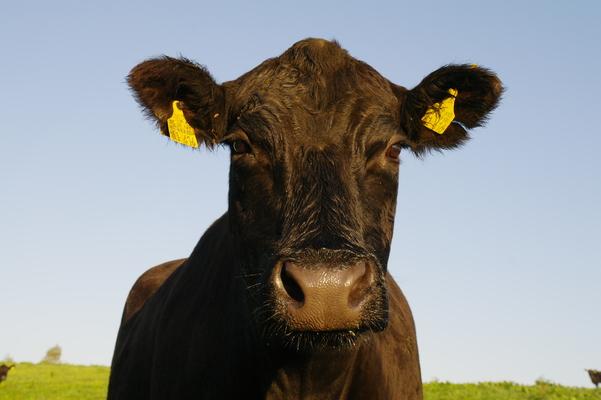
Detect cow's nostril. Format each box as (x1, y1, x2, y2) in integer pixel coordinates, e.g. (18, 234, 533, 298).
(348, 261, 374, 308)
(280, 264, 305, 304)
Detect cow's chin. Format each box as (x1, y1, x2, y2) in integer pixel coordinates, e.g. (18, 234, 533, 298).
(261, 309, 389, 354)
(272, 329, 368, 353)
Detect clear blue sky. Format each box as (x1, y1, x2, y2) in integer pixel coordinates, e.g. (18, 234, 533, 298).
(1, 0, 599, 388)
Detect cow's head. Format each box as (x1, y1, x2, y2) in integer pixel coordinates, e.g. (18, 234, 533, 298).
(128, 38, 502, 351)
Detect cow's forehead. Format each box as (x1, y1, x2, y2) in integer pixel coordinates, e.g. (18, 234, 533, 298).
(237, 39, 397, 104)
(229, 39, 400, 144)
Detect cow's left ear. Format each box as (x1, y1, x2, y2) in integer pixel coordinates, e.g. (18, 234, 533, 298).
(398, 65, 503, 155)
(128, 57, 227, 148)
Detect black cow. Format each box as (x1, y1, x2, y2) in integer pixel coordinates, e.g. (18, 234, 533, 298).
(587, 369, 601, 388)
(108, 38, 502, 399)
(0, 364, 14, 383)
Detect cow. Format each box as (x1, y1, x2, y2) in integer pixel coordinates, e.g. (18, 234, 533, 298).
(108, 38, 502, 399)
(0, 364, 14, 383)
(587, 369, 601, 388)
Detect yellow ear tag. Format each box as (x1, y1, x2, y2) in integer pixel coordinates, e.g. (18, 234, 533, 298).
(167, 101, 199, 148)
(421, 88, 459, 134)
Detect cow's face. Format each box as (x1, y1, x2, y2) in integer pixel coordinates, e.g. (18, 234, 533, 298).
(128, 39, 502, 351)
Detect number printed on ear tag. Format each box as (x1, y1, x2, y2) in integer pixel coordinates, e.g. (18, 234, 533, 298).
(421, 88, 458, 134)
(167, 101, 199, 148)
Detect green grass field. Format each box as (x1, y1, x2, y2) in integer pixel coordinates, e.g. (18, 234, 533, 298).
(0, 363, 599, 399)
(0, 363, 108, 400)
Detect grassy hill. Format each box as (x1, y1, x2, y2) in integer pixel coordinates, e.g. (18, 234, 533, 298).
(425, 380, 600, 399)
(0, 363, 108, 400)
(0, 363, 599, 399)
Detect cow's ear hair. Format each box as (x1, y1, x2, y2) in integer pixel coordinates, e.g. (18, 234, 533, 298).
(128, 57, 226, 148)
(399, 64, 503, 155)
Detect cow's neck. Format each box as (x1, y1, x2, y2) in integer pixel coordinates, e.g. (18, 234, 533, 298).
(265, 348, 365, 400)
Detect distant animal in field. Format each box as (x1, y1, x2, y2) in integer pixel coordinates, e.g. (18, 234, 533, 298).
(587, 369, 601, 388)
(0, 364, 14, 383)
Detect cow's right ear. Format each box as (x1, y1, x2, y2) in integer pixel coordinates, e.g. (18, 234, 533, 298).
(128, 57, 226, 148)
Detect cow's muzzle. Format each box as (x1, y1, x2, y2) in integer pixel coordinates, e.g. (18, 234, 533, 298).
(271, 259, 376, 331)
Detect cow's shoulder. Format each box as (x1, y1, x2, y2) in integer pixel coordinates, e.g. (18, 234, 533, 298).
(123, 258, 187, 322)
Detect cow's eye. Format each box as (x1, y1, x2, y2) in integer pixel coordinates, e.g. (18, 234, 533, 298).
(386, 143, 403, 162)
(230, 139, 251, 155)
